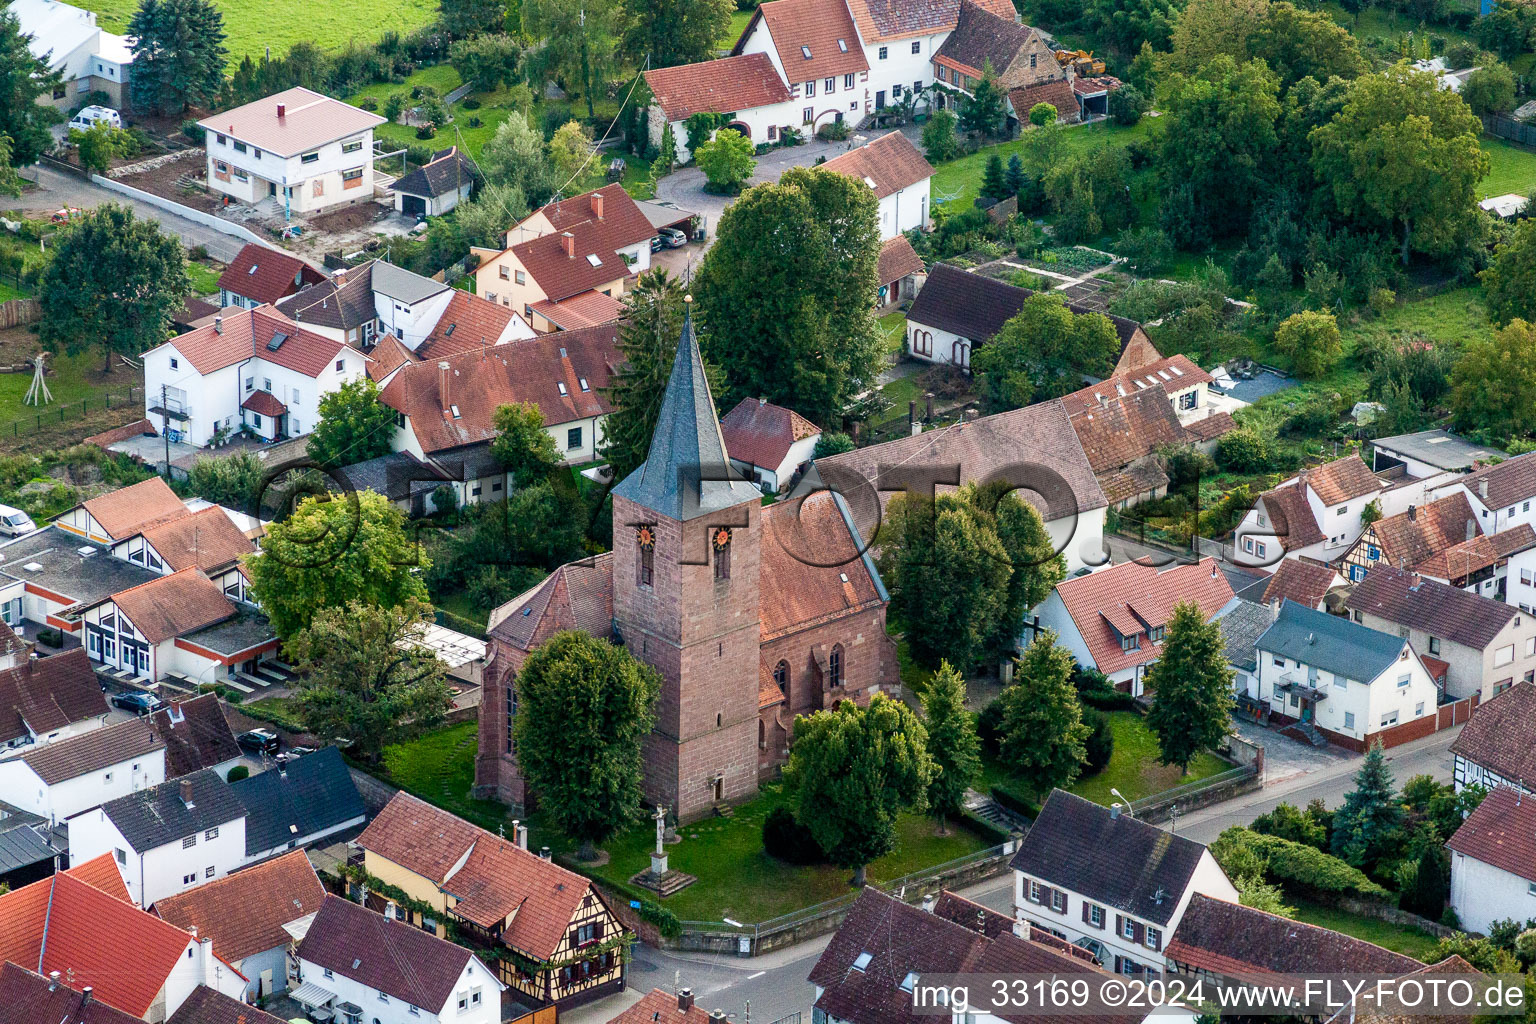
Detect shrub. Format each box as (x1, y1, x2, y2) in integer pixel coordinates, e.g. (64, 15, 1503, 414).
(817, 119, 851, 141)
(461, 96, 482, 110)
(1109, 83, 1148, 126)
(384, 94, 406, 123)
(416, 124, 438, 139)
(1216, 428, 1272, 473)
(227, 765, 250, 782)
(814, 432, 855, 458)
(1274, 310, 1343, 377)
(636, 898, 682, 938)
(1082, 710, 1113, 775)
(958, 810, 1012, 843)
(1211, 827, 1391, 902)
(990, 783, 1041, 820)
(357, 96, 379, 111)
(1080, 688, 1136, 711)
(977, 696, 1006, 753)
(762, 805, 826, 864)
(180, 119, 206, 144)
(1113, 226, 1173, 275)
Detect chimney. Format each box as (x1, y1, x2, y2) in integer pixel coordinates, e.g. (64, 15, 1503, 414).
(561, 232, 575, 258)
(710, 1012, 727, 1022)
(908, 399, 916, 425)
(1408, 504, 1416, 521)
(80, 988, 92, 1008)
(1017, 918, 1031, 942)
(591, 191, 605, 219)
(1110, 804, 1121, 819)
(517, 823, 529, 850)
(170, 699, 184, 724)
(924, 392, 934, 421)
(189, 925, 198, 938)
(921, 892, 937, 913)
(277, 102, 286, 118)
(47, 971, 59, 992)
(1269, 597, 1280, 621)
(439, 361, 451, 414)
(335, 267, 347, 286)
(180, 778, 194, 808)
(963, 408, 978, 422)
(679, 989, 695, 1012)
(213, 315, 222, 335)
(1480, 478, 1489, 500)
(540, 846, 551, 860)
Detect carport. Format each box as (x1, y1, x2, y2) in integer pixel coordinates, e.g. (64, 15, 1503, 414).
(637, 199, 698, 236)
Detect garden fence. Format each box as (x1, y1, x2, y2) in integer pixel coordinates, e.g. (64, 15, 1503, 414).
(0, 385, 143, 439)
(1484, 114, 1536, 151)
(0, 298, 39, 328)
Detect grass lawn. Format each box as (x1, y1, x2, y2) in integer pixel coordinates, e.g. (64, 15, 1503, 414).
(1478, 137, 1536, 200)
(983, 710, 1229, 807)
(75, 0, 437, 67)
(186, 261, 222, 297)
(243, 695, 305, 731)
(879, 310, 907, 355)
(0, 280, 27, 301)
(0, 349, 126, 430)
(720, 9, 753, 49)
(929, 119, 1154, 212)
(1291, 899, 1441, 960)
(378, 721, 989, 923)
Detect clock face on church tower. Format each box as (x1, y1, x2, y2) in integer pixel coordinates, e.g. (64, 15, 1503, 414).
(636, 525, 655, 549)
(712, 527, 731, 550)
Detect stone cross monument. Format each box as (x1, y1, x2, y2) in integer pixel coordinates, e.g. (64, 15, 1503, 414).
(651, 805, 669, 878)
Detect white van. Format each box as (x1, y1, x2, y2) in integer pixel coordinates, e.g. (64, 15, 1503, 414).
(68, 106, 122, 132)
(0, 504, 36, 537)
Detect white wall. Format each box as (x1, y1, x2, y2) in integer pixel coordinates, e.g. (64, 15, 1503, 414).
(157, 935, 250, 1022)
(1450, 850, 1536, 935)
(651, 93, 813, 162)
(876, 178, 930, 239)
(1255, 639, 1440, 742)
(68, 802, 247, 907)
(296, 953, 501, 1024)
(380, 288, 455, 352)
(863, 33, 946, 112)
(0, 746, 165, 824)
(205, 129, 376, 213)
(1431, 480, 1536, 537)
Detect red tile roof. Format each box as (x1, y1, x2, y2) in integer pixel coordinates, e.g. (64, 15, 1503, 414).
(1456, 452, 1536, 510)
(645, 54, 793, 122)
(216, 244, 323, 306)
(1261, 559, 1340, 610)
(155, 305, 352, 379)
(1417, 523, 1536, 582)
(146, 692, 242, 777)
(1066, 386, 1188, 476)
(740, 0, 869, 82)
(1059, 354, 1213, 417)
(357, 790, 483, 881)
(1447, 785, 1536, 883)
(378, 325, 619, 455)
(1167, 894, 1420, 977)
(530, 289, 625, 330)
(140, 505, 255, 572)
(540, 185, 655, 244)
(758, 491, 886, 640)
(504, 187, 654, 303)
(610, 990, 733, 1024)
(0, 866, 199, 1018)
(877, 234, 925, 286)
(1054, 557, 1235, 676)
(820, 131, 935, 199)
(107, 568, 236, 644)
(417, 289, 523, 360)
(1257, 483, 1324, 551)
(720, 397, 821, 472)
(64, 851, 131, 902)
(164, 985, 292, 1024)
(1305, 455, 1383, 506)
(154, 849, 325, 963)
(0, 962, 145, 1024)
(240, 390, 287, 416)
(1364, 492, 1479, 571)
(80, 477, 187, 539)
(18, 717, 164, 785)
(1184, 410, 1236, 441)
(0, 647, 103, 746)
(846, 0, 1016, 42)
(487, 553, 613, 650)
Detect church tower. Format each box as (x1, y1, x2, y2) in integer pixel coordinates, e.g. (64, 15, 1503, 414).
(610, 307, 763, 821)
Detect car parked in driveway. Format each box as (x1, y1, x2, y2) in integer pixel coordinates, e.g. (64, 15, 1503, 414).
(658, 226, 688, 248)
(274, 745, 314, 764)
(237, 728, 279, 755)
(110, 691, 164, 715)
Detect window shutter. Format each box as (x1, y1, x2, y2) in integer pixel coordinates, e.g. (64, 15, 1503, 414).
(593, 921, 604, 942)
(1082, 903, 1091, 924)
(1133, 922, 1145, 944)
(1151, 929, 1162, 952)
(1116, 914, 1124, 937)
(568, 926, 580, 948)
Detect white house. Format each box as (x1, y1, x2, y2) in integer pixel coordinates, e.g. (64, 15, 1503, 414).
(731, 0, 872, 135)
(644, 54, 801, 161)
(1253, 599, 1441, 750)
(292, 895, 506, 1024)
(820, 130, 933, 238)
(8, 0, 132, 111)
(67, 769, 249, 908)
(1234, 455, 1386, 569)
(1449, 680, 1536, 795)
(143, 304, 368, 447)
(1447, 786, 1536, 936)
(198, 87, 385, 215)
(0, 646, 107, 757)
(1343, 566, 1536, 704)
(1430, 452, 1536, 538)
(719, 397, 821, 494)
(0, 716, 166, 824)
(843, 0, 1023, 117)
(1009, 789, 1239, 976)
(1030, 557, 1235, 695)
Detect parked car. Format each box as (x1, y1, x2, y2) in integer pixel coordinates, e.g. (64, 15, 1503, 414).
(49, 207, 82, 223)
(111, 691, 164, 715)
(274, 745, 314, 764)
(0, 503, 36, 536)
(658, 226, 688, 248)
(68, 105, 121, 132)
(237, 728, 279, 755)
(606, 156, 626, 182)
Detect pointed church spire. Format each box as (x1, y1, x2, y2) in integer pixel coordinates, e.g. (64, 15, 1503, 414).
(612, 299, 759, 520)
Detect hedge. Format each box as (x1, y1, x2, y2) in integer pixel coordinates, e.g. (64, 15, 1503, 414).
(435, 607, 488, 639)
(1080, 688, 1137, 711)
(990, 784, 1041, 822)
(957, 809, 1013, 844)
(239, 701, 306, 733)
(1213, 827, 1391, 902)
(636, 898, 682, 938)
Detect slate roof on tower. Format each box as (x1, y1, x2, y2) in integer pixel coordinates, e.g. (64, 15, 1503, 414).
(611, 313, 760, 520)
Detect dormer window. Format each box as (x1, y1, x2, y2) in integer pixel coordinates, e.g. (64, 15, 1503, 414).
(450, 404, 461, 418)
(1149, 625, 1165, 643)
(1120, 633, 1140, 652)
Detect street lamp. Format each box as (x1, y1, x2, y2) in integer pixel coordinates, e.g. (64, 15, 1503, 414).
(1110, 787, 1133, 817)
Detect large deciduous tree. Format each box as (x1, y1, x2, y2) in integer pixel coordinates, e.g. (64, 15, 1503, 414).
(513, 630, 661, 856)
(1481, 219, 1536, 327)
(440, 0, 509, 37)
(522, 0, 618, 119)
(995, 632, 1089, 794)
(307, 377, 397, 469)
(1142, 602, 1234, 774)
(620, 0, 733, 68)
(922, 660, 981, 832)
(971, 292, 1120, 410)
(243, 489, 431, 640)
(286, 599, 454, 762)
(0, 11, 61, 166)
(491, 400, 563, 484)
(128, 0, 228, 115)
(694, 167, 882, 423)
(1273, 310, 1343, 377)
(479, 114, 557, 206)
(1310, 66, 1489, 265)
(38, 204, 189, 374)
(784, 695, 934, 886)
(1451, 318, 1536, 440)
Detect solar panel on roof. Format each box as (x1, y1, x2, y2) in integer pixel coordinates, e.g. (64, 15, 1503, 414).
(267, 332, 288, 351)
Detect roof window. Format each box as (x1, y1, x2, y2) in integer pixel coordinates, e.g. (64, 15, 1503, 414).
(901, 972, 919, 992)
(247, 264, 258, 275)
(579, 377, 590, 391)
(558, 382, 568, 396)
(586, 254, 603, 267)
(852, 952, 872, 972)
(801, 45, 812, 58)
(450, 404, 461, 418)
(267, 332, 288, 351)
(838, 38, 848, 51)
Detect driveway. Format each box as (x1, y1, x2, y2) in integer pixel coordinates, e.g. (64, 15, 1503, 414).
(16, 163, 262, 263)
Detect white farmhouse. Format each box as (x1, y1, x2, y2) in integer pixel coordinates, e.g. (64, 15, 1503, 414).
(1253, 599, 1441, 750)
(68, 770, 249, 908)
(143, 304, 368, 446)
(1430, 452, 1536, 539)
(1447, 786, 1536, 936)
(1009, 789, 1239, 976)
(292, 895, 506, 1024)
(731, 0, 871, 135)
(8, 0, 133, 112)
(820, 130, 933, 238)
(0, 715, 165, 824)
(198, 87, 386, 216)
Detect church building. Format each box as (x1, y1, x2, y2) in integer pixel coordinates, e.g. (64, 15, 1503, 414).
(475, 313, 899, 821)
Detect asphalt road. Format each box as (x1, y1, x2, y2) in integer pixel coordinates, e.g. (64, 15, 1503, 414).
(570, 726, 1463, 1024)
(16, 163, 258, 263)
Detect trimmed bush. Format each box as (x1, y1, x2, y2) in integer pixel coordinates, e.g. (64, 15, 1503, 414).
(762, 805, 827, 865)
(227, 765, 250, 782)
(990, 783, 1041, 821)
(636, 898, 682, 938)
(1211, 826, 1391, 902)
(1083, 710, 1114, 775)
(977, 697, 1005, 753)
(958, 809, 1012, 843)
